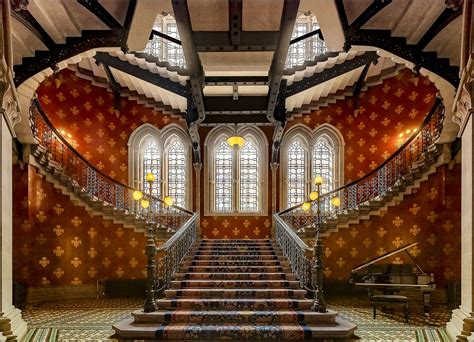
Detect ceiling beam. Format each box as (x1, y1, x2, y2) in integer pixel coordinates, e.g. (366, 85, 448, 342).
(194, 31, 279, 52)
(352, 59, 373, 97)
(286, 51, 378, 96)
(204, 76, 268, 86)
(77, 0, 123, 30)
(416, 7, 462, 50)
(229, 0, 242, 46)
(203, 114, 269, 124)
(94, 52, 189, 98)
(345, 30, 460, 87)
(346, 0, 392, 37)
(11, 9, 56, 50)
(204, 96, 268, 113)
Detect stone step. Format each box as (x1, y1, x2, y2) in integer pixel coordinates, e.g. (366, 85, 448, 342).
(194, 251, 282, 256)
(175, 272, 296, 281)
(181, 260, 287, 267)
(170, 279, 300, 289)
(164, 288, 307, 299)
(182, 265, 290, 273)
(187, 254, 285, 261)
(154, 298, 313, 310)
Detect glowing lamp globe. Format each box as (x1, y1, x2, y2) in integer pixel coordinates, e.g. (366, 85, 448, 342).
(164, 196, 174, 207)
(141, 199, 150, 209)
(313, 176, 324, 186)
(301, 202, 311, 212)
(133, 190, 143, 201)
(227, 136, 246, 149)
(309, 191, 319, 201)
(146, 172, 155, 183)
(331, 197, 341, 207)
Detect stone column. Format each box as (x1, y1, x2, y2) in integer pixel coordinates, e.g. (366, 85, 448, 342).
(193, 162, 202, 235)
(0, 63, 27, 340)
(270, 162, 279, 237)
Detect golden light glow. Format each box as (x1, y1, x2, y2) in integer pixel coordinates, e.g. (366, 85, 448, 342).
(406, 129, 411, 135)
(309, 191, 319, 201)
(163, 196, 174, 207)
(313, 176, 323, 186)
(331, 197, 341, 207)
(146, 172, 155, 183)
(302, 202, 311, 212)
(413, 128, 418, 132)
(132, 190, 143, 201)
(227, 136, 246, 149)
(141, 199, 150, 209)
(398, 133, 404, 138)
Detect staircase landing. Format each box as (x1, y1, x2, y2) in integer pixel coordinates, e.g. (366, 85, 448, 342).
(112, 239, 357, 340)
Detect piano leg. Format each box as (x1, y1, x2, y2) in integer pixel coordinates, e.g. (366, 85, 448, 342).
(423, 291, 431, 316)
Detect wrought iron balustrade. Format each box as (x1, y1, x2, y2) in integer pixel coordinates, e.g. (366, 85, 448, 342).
(285, 29, 327, 69)
(142, 30, 186, 68)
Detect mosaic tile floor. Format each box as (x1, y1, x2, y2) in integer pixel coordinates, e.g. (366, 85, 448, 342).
(22, 296, 451, 341)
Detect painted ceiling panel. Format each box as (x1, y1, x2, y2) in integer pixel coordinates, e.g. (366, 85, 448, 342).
(187, 0, 229, 31)
(242, 0, 283, 31)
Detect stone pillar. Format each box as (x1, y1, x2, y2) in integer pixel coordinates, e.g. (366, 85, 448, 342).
(0, 66, 27, 340)
(270, 162, 279, 238)
(447, 62, 474, 341)
(193, 162, 202, 235)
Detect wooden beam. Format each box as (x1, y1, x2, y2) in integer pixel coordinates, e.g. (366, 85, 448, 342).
(229, 0, 242, 46)
(353, 59, 374, 97)
(416, 7, 462, 50)
(12, 9, 56, 50)
(194, 31, 279, 51)
(204, 76, 268, 85)
(203, 114, 269, 124)
(286, 51, 378, 97)
(204, 96, 268, 113)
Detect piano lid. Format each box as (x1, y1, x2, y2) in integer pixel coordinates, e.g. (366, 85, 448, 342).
(351, 242, 419, 274)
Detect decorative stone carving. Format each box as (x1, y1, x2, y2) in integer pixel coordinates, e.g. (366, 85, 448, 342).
(10, 0, 29, 12)
(0, 58, 21, 136)
(453, 82, 474, 131)
(445, 0, 463, 10)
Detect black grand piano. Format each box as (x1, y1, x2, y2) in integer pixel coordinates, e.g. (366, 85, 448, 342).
(350, 242, 436, 315)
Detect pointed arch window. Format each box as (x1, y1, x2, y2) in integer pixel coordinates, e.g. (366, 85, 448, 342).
(128, 124, 191, 209)
(206, 127, 268, 215)
(281, 125, 344, 209)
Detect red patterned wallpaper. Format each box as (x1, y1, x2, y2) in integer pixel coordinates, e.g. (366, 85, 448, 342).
(312, 164, 461, 288)
(13, 165, 147, 287)
(36, 69, 186, 185)
(288, 69, 438, 183)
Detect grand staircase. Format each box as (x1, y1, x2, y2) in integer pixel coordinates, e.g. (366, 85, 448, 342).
(113, 239, 356, 340)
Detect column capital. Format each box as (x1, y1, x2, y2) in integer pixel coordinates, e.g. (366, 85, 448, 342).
(0, 58, 21, 137)
(270, 162, 279, 171)
(193, 162, 202, 172)
(453, 56, 474, 136)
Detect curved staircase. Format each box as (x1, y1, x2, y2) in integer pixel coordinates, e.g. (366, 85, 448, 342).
(113, 239, 357, 340)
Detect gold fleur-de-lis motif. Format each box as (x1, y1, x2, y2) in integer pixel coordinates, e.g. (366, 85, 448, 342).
(336, 238, 345, 248)
(357, 155, 365, 163)
(392, 216, 403, 227)
(222, 220, 230, 228)
(97, 128, 105, 138)
(102, 238, 111, 248)
(39, 257, 50, 268)
(88, 267, 97, 278)
(56, 109, 66, 119)
(264, 219, 271, 228)
(349, 228, 358, 238)
(349, 248, 359, 258)
(394, 88, 404, 97)
(70, 89, 79, 98)
(21, 244, 29, 256)
(36, 234, 47, 245)
(36, 211, 47, 222)
(108, 122, 116, 131)
(409, 91, 419, 101)
(129, 238, 138, 248)
(427, 234, 437, 246)
(71, 278, 82, 286)
(408, 246, 421, 257)
(36, 188, 47, 201)
(71, 237, 82, 248)
(427, 211, 437, 223)
(129, 258, 138, 268)
(253, 227, 261, 236)
(444, 268, 454, 280)
(88, 227, 97, 238)
(347, 146, 354, 155)
(363, 238, 372, 248)
(395, 122, 404, 131)
(102, 258, 111, 268)
(212, 227, 220, 237)
(324, 247, 332, 258)
(381, 151, 390, 160)
(53, 268, 64, 279)
(443, 244, 454, 256)
(232, 227, 240, 236)
(116, 248, 125, 258)
(410, 225, 420, 236)
(242, 219, 250, 228)
(427, 256, 437, 268)
(357, 139, 365, 147)
(71, 257, 82, 268)
(56, 92, 66, 102)
(41, 277, 50, 286)
(424, 93, 434, 104)
(53, 246, 65, 257)
(83, 84, 92, 94)
(369, 112, 377, 121)
(84, 101, 92, 110)
(376, 247, 386, 256)
(443, 220, 454, 232)
(96, 112, 105, 122)
(88, 248, 97, 258)
(53, 204, 64, 215)
(71, 216, 82, 227)
(346, 115, 354, 124)
(336, 257, 346, 268)
(392, 237, 404, 248)
(382, 84, 390, 93)
(357, 170, 365, 178)
(141, 115, 149, 123)
(83, 151, 92, 160)
(382, 101, 391, 110)
(409, 203, 421, 215)
(41, 95, 51, 104)
(369, 161, 377, 170)
(377, 227, 387, 238)
(336, 106, 343, 115)
(303, 116, 311, 124)
(346, 163, 354, 171)
(395, 105, 404, 114)
(324, 115, 332, 123)
(428, 187, 438, 200)
(347, 131, 354, 140)
(162, 116, 169, 124)
(103, 220, 111, 228)
(116, 268, 125, 277)
(409, 109, 418, 118)
(21, 220, 31, 232)
(116, 228, 125, 238)
(323, 267, 332, 277)
(392, 257, 403, 265)
(201, 220, 209, 228)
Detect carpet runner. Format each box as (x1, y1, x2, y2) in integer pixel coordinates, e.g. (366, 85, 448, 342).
(112, 239, 357, 340)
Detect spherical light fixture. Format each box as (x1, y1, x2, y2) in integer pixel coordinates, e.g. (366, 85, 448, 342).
(331, 197, 341, 207)
(313, 176, 324, 186)
(227, 136, 246, 149)
(163, 196, 174, 207)
(309, 191, 319, 201)
(146, 172, 155, 183)
(141, 199, 150, 209)
(302, 202, 311, 212)
(133, 190, 143, 201)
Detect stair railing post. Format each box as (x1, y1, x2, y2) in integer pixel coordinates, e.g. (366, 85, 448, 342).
(311, 181, 326, 313)
(143, 175, 157, 312)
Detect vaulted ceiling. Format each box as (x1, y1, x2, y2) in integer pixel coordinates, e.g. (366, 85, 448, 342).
(8, 0, 463, 158)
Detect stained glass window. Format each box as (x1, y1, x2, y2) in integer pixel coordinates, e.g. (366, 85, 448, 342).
(240, 139, 259, 212)
(287, 140, 306, 207)
(312, 138, 334, 195)
(167, 139, 186, 208)
(215, 141, 233, 212)
(143, 141, 160, 198)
